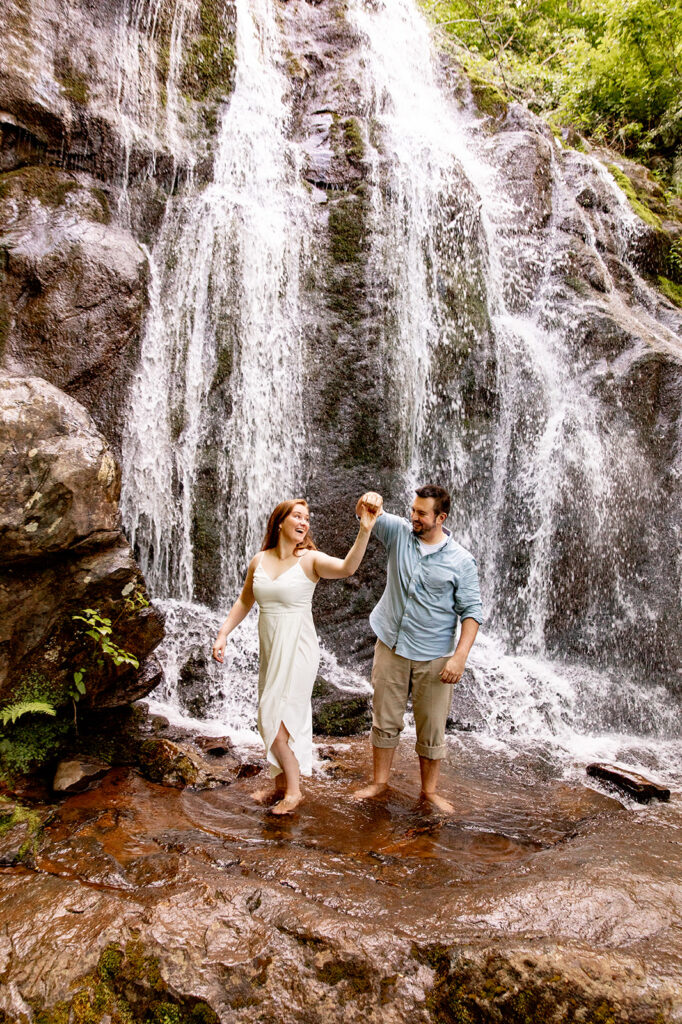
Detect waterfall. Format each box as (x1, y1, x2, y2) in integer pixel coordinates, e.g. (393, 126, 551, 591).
(346, 0, 682, 778)
(349, 0, 485, 494)
(117, 0, 681, 781)
(121, 0, 309, 599)
(120, 0, 312, 732)
(113, 0, 196, 221)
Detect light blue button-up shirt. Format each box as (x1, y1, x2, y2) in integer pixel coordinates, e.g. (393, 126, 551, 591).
(369, 511, 483, 661)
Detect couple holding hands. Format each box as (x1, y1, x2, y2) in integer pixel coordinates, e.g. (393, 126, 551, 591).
(212, 486, 482, 815)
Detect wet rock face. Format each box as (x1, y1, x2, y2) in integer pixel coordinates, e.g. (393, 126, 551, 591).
(0, 376, 163, 709)
(0, 167, 147, 448)
(1, 745, 680, 1023)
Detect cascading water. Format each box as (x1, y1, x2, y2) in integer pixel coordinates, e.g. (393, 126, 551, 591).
(113, 0, 196, 221)
(120, 0, 361, 739)
(347, 0, 682, 781)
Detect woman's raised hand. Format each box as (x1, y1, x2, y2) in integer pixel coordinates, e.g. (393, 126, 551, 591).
(357, 491, 383, 529)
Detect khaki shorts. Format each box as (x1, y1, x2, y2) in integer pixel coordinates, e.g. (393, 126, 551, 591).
(370, 639, 453, 760)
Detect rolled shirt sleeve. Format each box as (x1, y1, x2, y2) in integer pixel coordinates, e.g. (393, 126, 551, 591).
(453, 555, 483, 624)
(371, 510, 403, 549)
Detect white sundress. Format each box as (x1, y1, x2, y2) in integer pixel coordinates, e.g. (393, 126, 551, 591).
(252, 554, 320, 777)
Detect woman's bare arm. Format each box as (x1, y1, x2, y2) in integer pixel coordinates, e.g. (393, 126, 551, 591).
(212, 556, 258, 662)
(311, 495, 382, 580)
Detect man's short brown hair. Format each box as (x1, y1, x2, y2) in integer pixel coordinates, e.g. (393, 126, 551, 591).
(415, 485, 450, 517)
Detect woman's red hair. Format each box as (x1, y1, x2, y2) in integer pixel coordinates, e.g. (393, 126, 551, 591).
(261, 499, 317, 553)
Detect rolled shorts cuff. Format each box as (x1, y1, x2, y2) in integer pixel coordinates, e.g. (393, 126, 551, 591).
(415, 740, 446, 759)
(371, 726, 401, 749)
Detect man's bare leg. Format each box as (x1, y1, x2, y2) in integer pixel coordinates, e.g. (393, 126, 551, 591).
(270, 723, 304, 814)
(353, 745, 395, 799)
(418, 755, 454, 813)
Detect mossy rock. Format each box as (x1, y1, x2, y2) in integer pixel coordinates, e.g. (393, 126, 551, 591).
(0, 798, 53, 865)
(328, 193, 368, 264)
(342, 117, 365, 166)
(312, 676, 370, 736)
(608, 164, 663, 230)
(181, 0, 237, 101)
(657, 275, 682, 307)
(33, 943, 220, 1024)
(138, 738, 200, 787)
(0, 165, 78, 207)
(416, 945, 670, 1024)
(468, 75, 508, 121)
(54, 53, 90, 106)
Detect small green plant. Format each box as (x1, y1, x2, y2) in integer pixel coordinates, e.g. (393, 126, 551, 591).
(0, 701, 56, 728)
(67, 670, 87, 735)
(0, 700, 60, 781)
(122, 585, 150, 615)
(71, 606, 141, 734)
(72, 609, 140, 670)
(668, 239, 682, 278)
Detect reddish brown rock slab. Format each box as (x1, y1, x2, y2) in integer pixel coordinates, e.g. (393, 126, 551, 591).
(586, 762, 671, 803)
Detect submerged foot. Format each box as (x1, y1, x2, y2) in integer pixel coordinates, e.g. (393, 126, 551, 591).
(270, 792, 304, 815)
(352, 782, 389, 801)
(419, 791, 454, 814)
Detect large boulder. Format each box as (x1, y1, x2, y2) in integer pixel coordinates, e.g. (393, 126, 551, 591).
(0, 376, 164, 709)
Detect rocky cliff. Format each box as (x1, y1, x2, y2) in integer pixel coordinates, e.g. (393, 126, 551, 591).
(0, 376, 164, 715)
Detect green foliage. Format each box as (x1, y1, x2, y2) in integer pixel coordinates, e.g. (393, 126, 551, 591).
(0, 695, 59, 780)
(0, 701, 55, 728)
(657, 274, 682, 306)
(0, 715, 71, 780)
(421, 0, 682, 172)
(72, 609, 140, 670)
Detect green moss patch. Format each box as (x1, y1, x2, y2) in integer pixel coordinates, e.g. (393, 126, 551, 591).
(657, 275, 682, 307)
(469, 74, 509, 120)
(0, 797, 48, 863)
(55, 55, 91, 106)
(608, 165, 663, 230)
(328, 193, 368, 264)
(181, 0, 236, 101)
(342, 117, 365, 165)
(33, 943, 219, 1024)
(0, 165, 78, 207)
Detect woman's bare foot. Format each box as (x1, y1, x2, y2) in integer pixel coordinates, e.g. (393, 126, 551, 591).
(270, 792, 304, 815)
(352, 782, 388, 800)
(419, 791, 454, 814)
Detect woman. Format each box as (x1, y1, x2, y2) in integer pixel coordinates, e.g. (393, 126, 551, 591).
(212, 494, 382, 815)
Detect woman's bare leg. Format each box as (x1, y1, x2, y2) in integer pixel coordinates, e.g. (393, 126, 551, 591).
(270, 723, 303, 814)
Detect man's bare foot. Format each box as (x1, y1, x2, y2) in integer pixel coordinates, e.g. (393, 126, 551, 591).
(352, 782, 389, 800)
(270, 792, 304, 815)
(419, 791, 454, 814)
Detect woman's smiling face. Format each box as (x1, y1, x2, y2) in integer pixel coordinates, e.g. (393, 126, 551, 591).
(281, 503, 310, 545)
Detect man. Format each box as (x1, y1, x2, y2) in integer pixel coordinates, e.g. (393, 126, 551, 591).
(354, 485, 482, 812)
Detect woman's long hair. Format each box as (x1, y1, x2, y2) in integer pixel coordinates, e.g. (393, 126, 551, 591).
(261, 499, 317, 553)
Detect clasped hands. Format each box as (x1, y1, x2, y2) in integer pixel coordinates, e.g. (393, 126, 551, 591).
(356, 491, 383, 529)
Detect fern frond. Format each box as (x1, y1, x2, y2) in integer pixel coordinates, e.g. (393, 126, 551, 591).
(0, 701, 57, 727)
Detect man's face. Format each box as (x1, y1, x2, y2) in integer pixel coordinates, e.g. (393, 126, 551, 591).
(410, 496, 444, 539)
